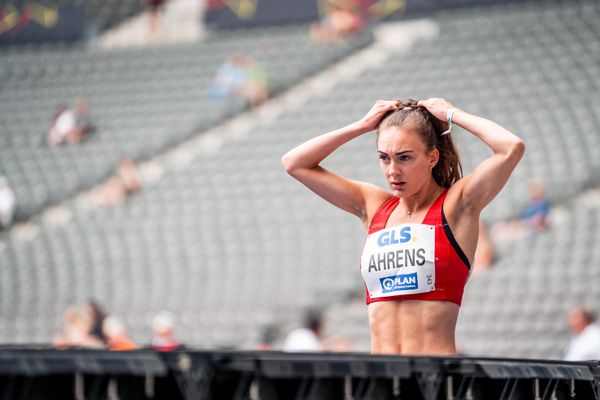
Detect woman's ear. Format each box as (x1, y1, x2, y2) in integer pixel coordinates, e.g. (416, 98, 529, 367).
(429, 148, 439, 170)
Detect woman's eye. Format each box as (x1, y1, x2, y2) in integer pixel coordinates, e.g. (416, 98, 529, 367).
(399, 155, 411, 161)
(378, 155, 389, 161)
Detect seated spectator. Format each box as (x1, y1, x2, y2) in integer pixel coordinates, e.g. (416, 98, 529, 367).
(73, 98, 95, 138)
(103, 317, 137, 351)
(564, 307, 600, 361)
(522, 182, 551, 231)
(117, 158, 141, 194)
(151, 311, 181, 351)
(472, 221, 496, 272)
(283, 309, 323, 352)
(141, 0, 168, 39)
(241, 58, 268, 108)
(209, 55, 269, 109)
(491, 181, 551, 243)
(53, 307, 105, 349)
(91, 158, 141, 208)
(85, 300, 108, 345)
(47, 98, 95, 147)
(47, 105, 71, 147)
(255, 325, 279, 351)
(310, 4, 365, 43)
(0, 177, 16, 230)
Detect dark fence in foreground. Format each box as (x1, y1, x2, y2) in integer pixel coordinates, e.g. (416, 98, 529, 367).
(0, 348, 599, 399)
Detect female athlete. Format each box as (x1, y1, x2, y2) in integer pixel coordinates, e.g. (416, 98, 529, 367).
(282, 98, 525, 355)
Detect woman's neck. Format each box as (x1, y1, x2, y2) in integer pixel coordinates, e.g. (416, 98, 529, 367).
(399, 181, 443, 217)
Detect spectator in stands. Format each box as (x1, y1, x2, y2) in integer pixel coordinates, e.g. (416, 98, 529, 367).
(491, 181, 551, 243)
(47, 99, 95, 147)
(283, 309, 324, 352)
(255, 325, 279, 350)
(0, 177, 16, 230)
(151, 311, 181, 351)
(116, 157, 141, 194)
(85, 300, 108, 345)
(47, 105, 70, 147)
(283, 98, 525, 355)
(92, 158, 141, 208)
(310, 2, 365, 43)
(141, 0, 168, 40)
(103, 316, 137, 351)
(522, 182, 550, 231)
(209, 55, 269, 109)
(53, 307, 105, 349)
(564, 307, 600, 361)
(242, 58, 269, 108)
(472, 221, 496, 272)
(73, 98, 95, 139)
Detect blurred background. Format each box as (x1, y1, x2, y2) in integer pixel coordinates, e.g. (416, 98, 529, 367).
(0, 0, 599, 359)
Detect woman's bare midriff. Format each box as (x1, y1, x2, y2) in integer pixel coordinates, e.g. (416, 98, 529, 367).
(368, 299, 459, 355)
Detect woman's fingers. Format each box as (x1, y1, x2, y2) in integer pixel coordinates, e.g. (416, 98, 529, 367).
(375, 100, 397, 109)
(359, 100, 398, 131)
(371, 100, 397, 115)
(418, 98, 455, 121)
(380, 101, 398, 115)
(420, 97, 453, 108)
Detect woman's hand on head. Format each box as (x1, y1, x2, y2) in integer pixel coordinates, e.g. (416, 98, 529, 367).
(356, 100, 398, 132)
(417, 98, 456, 122)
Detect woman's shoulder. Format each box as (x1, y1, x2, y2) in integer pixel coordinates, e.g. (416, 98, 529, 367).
(444, 179, 481, 224)
(364, 183, 393, 207)
(353, 181, 393, 229)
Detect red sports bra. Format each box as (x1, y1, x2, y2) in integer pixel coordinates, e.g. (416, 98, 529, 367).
(361, 189, 471, 306)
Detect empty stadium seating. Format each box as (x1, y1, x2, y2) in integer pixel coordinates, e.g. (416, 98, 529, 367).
(0, 26, 372, 221)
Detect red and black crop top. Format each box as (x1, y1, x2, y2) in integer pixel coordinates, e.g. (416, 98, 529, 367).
(360, 189, 471, 306)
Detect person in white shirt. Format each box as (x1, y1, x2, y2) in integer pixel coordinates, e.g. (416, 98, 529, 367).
(283, 310, 323, 352)
(0, 177, 16, 229)
(151, 310, 181, 351)
(48, 106, 75, 147)
(47, 99, 95, 147)
(564, 307, 600, 361)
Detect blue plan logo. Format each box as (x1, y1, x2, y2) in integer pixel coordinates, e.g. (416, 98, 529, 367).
(380, 273, 418, 293)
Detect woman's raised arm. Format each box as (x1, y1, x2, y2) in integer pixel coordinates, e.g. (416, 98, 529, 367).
(282, 100, 396, 223)
(418, 98, 525, 213)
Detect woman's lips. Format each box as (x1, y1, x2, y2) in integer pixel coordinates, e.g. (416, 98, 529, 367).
(390, 181, 406, 190)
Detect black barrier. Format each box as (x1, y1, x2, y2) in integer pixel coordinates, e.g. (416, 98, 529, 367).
(0, 349, 598, 399)
(0, 348, 166, 400)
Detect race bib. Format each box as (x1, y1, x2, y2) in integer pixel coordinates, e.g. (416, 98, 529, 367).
(361, 223, 435, 299)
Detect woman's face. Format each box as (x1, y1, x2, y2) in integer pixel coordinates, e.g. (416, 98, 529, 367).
(377, 126, 438, 196)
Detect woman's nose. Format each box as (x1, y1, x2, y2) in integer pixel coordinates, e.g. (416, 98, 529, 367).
(387, 161, 400, 177)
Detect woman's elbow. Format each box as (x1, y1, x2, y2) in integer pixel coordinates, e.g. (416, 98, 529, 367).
(512, 138, 526, 160)
(506, 138, 525, 162)
(281, 152, 296, 173)
(282, 151, 317, 175)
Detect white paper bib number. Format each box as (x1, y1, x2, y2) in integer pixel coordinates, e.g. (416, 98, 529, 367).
(361, 223, 435, 299)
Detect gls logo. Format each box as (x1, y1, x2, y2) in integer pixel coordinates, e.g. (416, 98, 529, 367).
(377, 226, 411, 247)
(380, 273, 419, 293)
